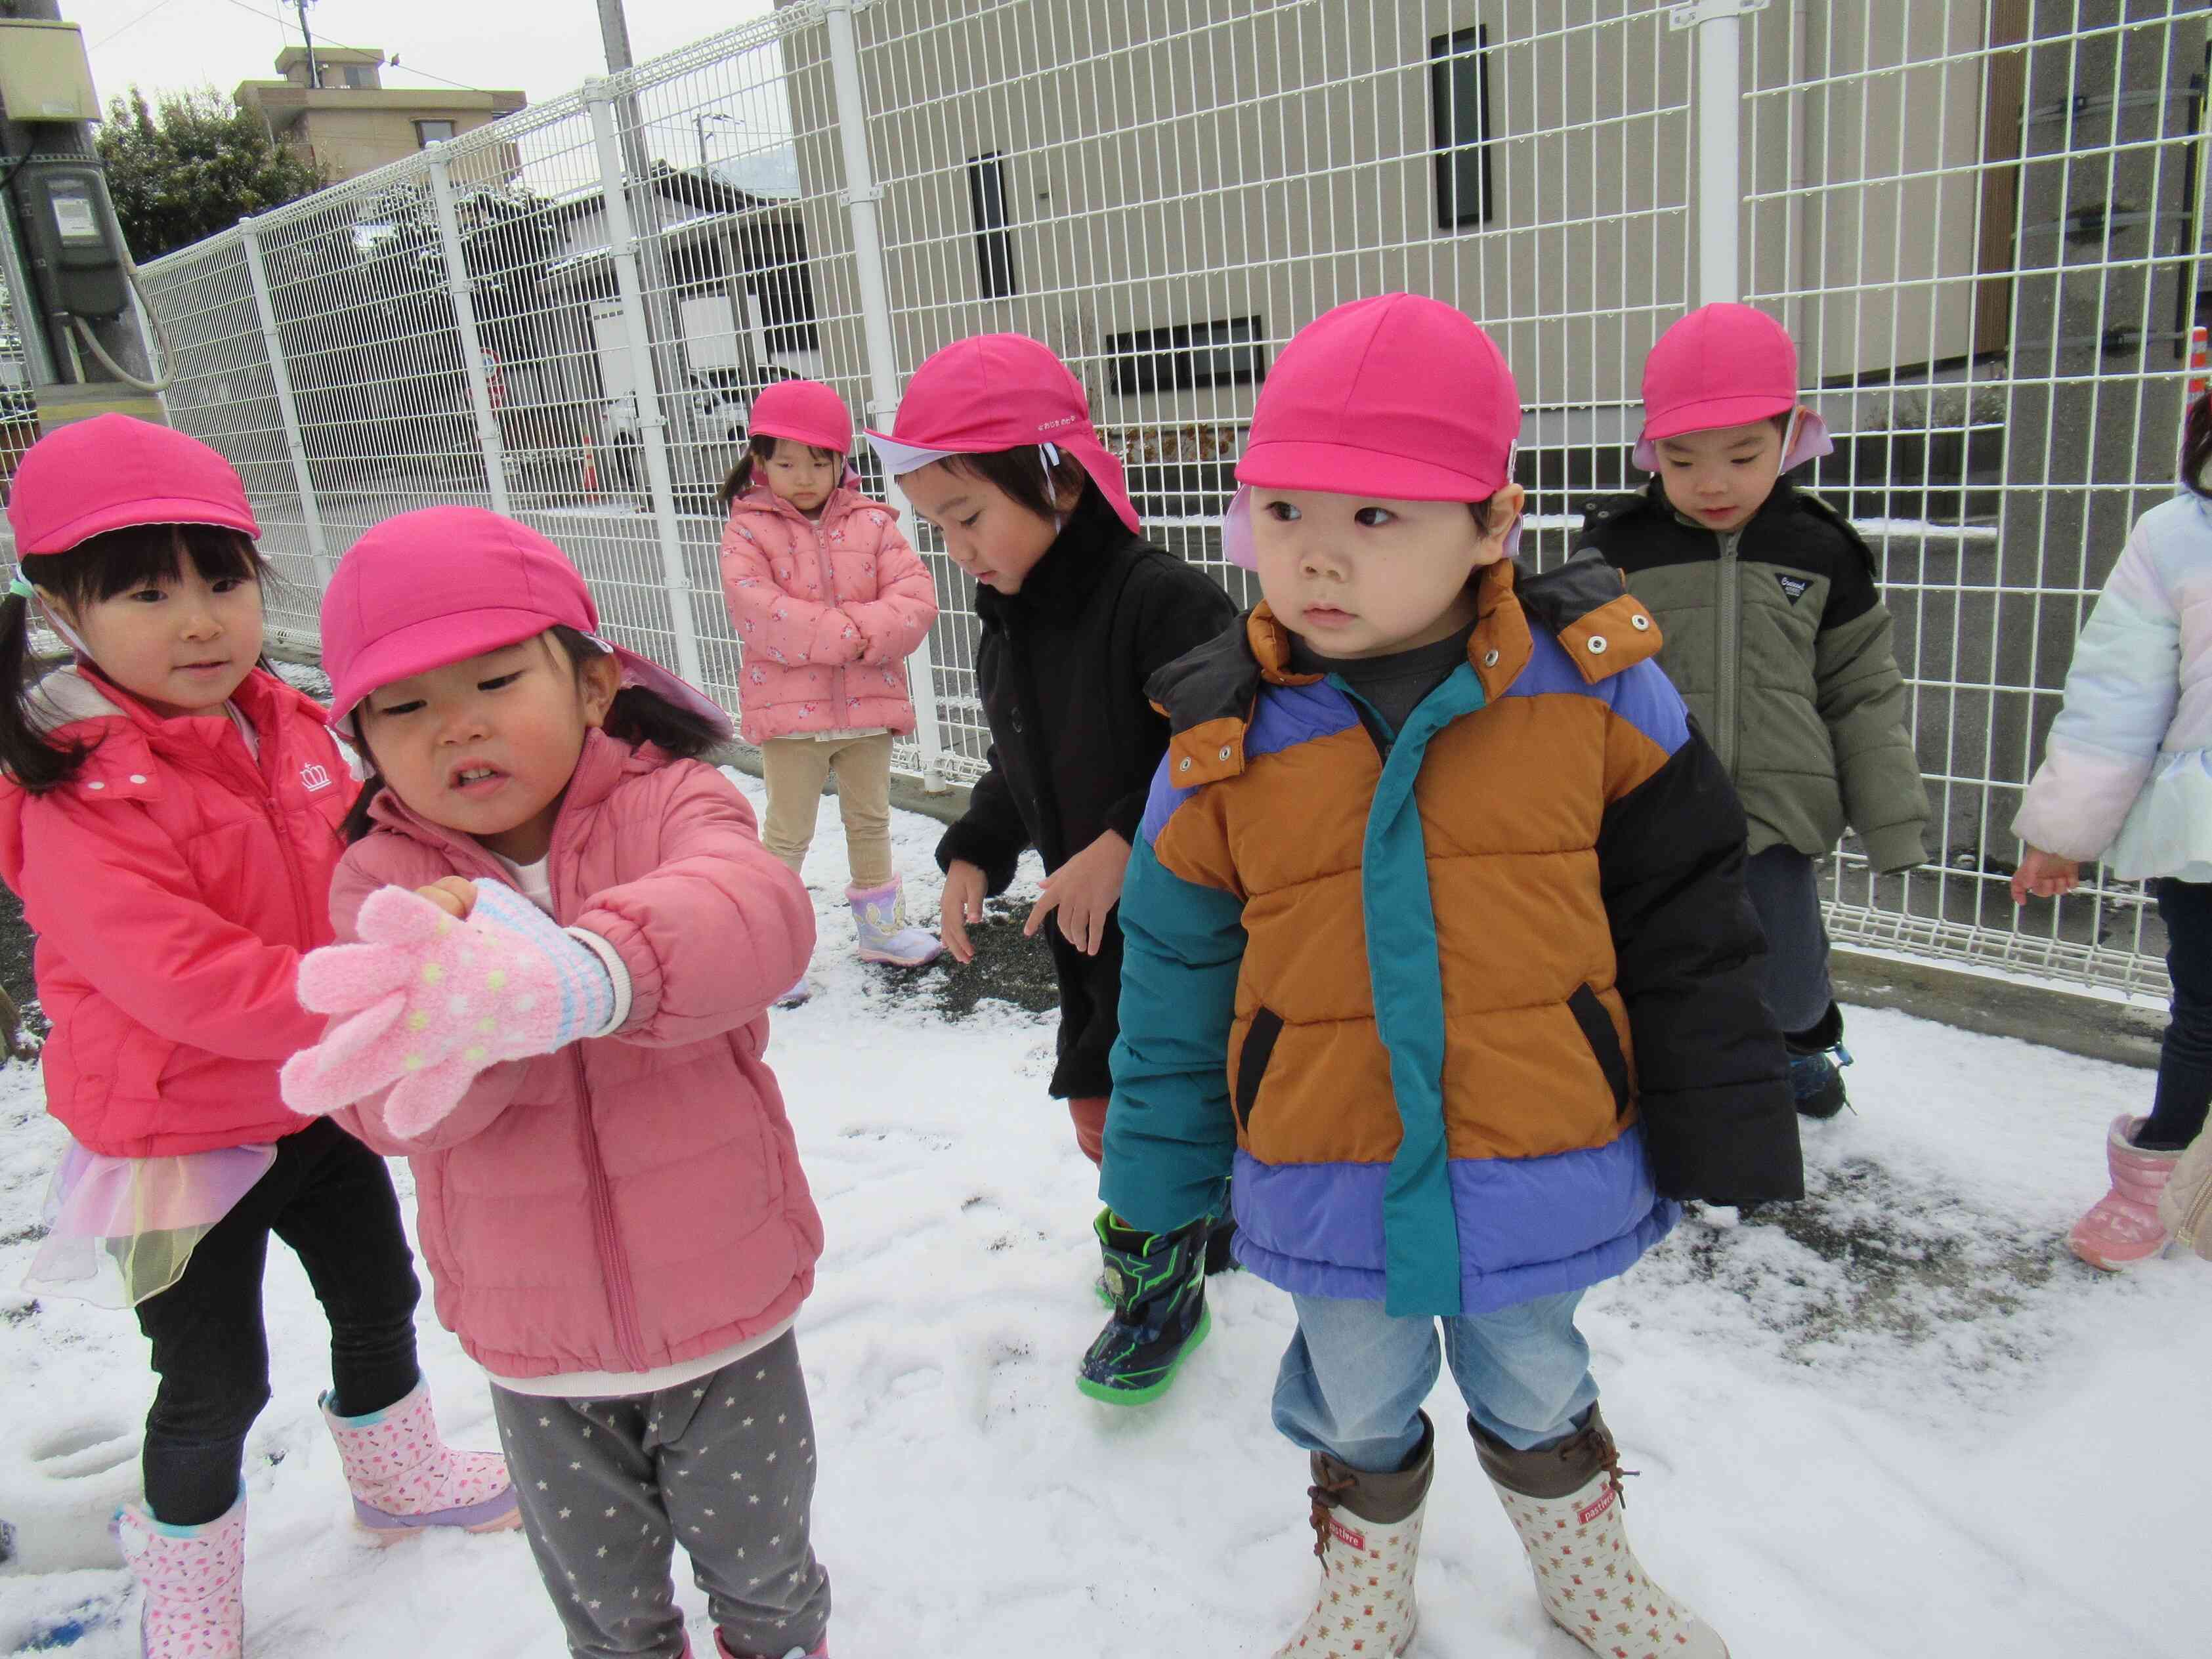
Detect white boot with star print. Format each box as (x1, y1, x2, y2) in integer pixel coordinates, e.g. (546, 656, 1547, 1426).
(1273, 1414, 1431, 1659)
(1474, 1406, 1727, 1659)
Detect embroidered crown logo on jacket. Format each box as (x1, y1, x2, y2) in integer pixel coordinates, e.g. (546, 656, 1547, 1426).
(300, 762, 333, 793)
(1776, 574, 1813, 605)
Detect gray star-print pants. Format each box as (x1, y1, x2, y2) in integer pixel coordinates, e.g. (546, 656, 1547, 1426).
(490, 1331, 831, 1659)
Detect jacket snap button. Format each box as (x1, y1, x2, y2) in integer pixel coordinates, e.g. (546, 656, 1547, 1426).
(1178, 757, 1192, 772)
(1586, 635, 1609, 654)
(1218, 746, 1231, 761)
(1482, 650, 1499, 668)
(129, 774, 148, 784)
(1631, 614, 1651, 631)
(87, 780, 105, 789)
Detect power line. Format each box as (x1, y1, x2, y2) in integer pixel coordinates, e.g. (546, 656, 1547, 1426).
(205, 0, 494, 94)
(91, 0, 185, 52)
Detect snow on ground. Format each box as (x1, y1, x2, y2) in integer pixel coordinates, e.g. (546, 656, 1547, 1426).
(0, 775, 2203, 1656)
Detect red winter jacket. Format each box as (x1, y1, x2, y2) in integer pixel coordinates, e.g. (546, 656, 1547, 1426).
(0, 667, 354, 1156)
(331, 736, 823, 1381)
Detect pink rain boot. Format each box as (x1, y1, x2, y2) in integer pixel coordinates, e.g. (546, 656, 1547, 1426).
(2068, 1114, 2182, 1270)
(114, 1490, 246, 1658)
(321, 1379, 521, 1543)
(849, 877, 943, 967)
(713, 1636, 829, 1658)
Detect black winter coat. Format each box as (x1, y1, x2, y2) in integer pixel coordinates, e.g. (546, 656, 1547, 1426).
(936, 499, 1238, 1099)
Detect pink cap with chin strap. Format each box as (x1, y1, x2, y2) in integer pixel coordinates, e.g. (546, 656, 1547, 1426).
(318, 506, 733, 740)
(1633, 303, 1833, 473)
(862, 334, 1142, 535)
(1222, 293, 1525, 570)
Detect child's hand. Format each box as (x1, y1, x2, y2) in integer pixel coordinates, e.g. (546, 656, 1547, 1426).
(2012, 847, 2082, 904)
(282, 882, 616, 1135)
(941, 860, 987, 964)
(415, 877, 479, 919)
(1025, 830, 1131, 956)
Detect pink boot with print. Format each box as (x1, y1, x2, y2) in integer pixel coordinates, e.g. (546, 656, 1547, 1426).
(114, 1491, 245, 1658)
(321, 1379, 521, 1542)
(2069, 1114, 2182, 1270)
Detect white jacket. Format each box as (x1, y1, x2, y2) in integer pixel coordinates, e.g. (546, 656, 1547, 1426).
(2015, 488, 2212, 881)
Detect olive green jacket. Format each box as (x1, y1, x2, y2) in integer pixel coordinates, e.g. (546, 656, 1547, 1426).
(1575, 479, 1930, 873)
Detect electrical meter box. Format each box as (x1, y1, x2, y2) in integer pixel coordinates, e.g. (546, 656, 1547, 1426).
(0, 21, 102, 123)
(11, 159, 128, 320)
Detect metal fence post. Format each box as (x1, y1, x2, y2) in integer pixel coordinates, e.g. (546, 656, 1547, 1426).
(585, 77, 706, 691)
(822, 0, 949, 793)
(1673, 0, 1766, 304)
(238, 219, 336, 595)
(427, 148, 514, 516)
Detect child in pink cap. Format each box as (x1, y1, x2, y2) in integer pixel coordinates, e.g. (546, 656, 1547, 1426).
(864, 333, 1237, 1387)
(717, 379, 943, 1003)
(284, 507, 829, 1659)
(1099, 295, 1797, 1658)
(0, 417, 515, 1659)
(1579, 303, 1930, 1120)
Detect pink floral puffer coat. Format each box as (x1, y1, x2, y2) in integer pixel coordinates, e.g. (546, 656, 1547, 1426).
(718, 481, 938, 745)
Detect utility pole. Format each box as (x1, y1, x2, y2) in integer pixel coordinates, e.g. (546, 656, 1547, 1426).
(295, 0, 320, 89)
(595, 0, 633, 74)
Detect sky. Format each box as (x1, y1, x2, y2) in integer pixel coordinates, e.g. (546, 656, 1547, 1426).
(61, 0, 779, 111)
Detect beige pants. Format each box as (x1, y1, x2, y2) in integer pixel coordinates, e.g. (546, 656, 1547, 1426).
(759, 733, 895, 889)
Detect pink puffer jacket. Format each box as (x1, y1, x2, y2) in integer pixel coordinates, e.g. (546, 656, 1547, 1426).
(331, 734, 822, 1381)
(0, 665, 352, 1157)
(719, 481, 937, 744)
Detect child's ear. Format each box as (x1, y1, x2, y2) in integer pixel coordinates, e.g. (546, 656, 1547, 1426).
(578, 650, 622, 728)
(1482, 484, 1527, 547)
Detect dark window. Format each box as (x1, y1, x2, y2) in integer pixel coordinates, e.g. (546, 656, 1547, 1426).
(343, 66, 375, 89)
(415, 119, 456, 148)
(1107, 317, 1267, 397)
(1430, 26, 1494, 230)
(967, 152, 1017, 299)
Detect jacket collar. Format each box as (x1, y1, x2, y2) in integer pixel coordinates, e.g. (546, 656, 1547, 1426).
(973, 499, 1129, 629)
(28, 663, 315, 791)
(364, 727, 658, 873)
(1152, 557, 1661, 789)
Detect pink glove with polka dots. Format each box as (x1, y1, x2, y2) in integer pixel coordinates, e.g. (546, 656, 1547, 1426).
(281, 881, 616, 1136)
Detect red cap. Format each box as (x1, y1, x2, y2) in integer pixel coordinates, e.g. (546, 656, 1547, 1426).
(5, 414, 260, 556)
(864, 334, 1141, 534)
(319, 506, 731, 740)
(1237, 295, 1521, 501)
(1638, 303, 1800, 446)
(748, 380, 853, 454)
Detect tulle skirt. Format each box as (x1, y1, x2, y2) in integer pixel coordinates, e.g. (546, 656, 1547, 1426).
(22, 1140, 278, 1308)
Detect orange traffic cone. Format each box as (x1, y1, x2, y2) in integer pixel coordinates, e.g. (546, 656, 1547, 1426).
(2189, 326, 2208, 400)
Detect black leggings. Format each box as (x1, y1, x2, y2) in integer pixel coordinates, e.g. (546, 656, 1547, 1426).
(133, 1118, 422, 1524)
(2140, 879, 2212, 1151)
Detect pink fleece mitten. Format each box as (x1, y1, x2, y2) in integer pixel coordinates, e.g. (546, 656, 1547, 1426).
(282, 881, 617, 1135)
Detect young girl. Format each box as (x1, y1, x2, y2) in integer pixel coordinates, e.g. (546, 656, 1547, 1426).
(1098, 294, 1794, 1658)
(719, 378, 942, 1005)
(281, 506, 828, 1659)
(0, 417, 515, 1658)
(862, 334, 1239, 1400)
(2013, 391, 2212, 1271)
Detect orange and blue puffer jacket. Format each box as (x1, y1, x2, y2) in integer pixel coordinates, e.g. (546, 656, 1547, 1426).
(1099, 556, 1802, 1318)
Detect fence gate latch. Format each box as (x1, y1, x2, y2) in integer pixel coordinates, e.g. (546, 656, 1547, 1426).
(1669, 0, 1769, 28)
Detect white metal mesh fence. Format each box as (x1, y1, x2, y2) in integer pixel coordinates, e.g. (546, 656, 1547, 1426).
(114, 0, 2211, 997)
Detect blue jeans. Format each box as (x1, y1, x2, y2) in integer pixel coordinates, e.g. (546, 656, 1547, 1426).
(1271, 1290, 1600, 1472)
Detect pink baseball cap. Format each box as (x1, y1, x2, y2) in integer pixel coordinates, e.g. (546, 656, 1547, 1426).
(320, 505, 733, 740)
(864, 334, 1141, 535)
(748, 379, 853, 454)
(1224, 295, 1522, 570)
(1634, 303, 1832, 470)
(5, 413, 260, 556)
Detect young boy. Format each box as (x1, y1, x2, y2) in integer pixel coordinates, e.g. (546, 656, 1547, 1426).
(1094, 293, 1800, 1657)
(1577, 303, 1932, 1118)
